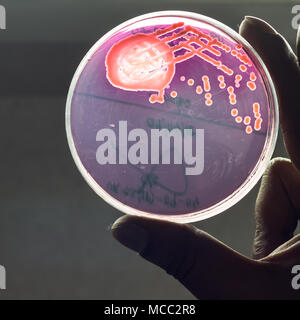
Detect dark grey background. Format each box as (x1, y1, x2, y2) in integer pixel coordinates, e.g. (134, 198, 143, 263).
(0, 0, 299, 299)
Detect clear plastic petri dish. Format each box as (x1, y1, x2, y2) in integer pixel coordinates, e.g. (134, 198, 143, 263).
(66, 11, 278, 223)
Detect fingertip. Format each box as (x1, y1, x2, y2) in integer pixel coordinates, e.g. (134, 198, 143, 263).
(296, 25, 300, 62)
(239, 17, 300, 169)
(239, 16, 278, 36)
(111, 215, 190, 253)
(111, 215, 149, 253)
(238, 16, 291, 68)
(111, 214, 135, 230)
(263, 157, 292, 175)
(111, 215, 258, 299)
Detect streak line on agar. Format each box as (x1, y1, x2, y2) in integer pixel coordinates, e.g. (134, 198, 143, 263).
(104, 22, 262, 134)
(75, 91, 267, 136)
(105, 22, 240, 105)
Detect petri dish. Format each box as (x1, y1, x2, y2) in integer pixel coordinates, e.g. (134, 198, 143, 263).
(66, 11, 278, 223)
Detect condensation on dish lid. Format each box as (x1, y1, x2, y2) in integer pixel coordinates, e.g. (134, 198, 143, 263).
(66, 11, 278, 223)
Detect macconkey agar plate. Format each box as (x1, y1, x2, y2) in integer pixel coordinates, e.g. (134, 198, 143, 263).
(66, 11, 278, 223)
